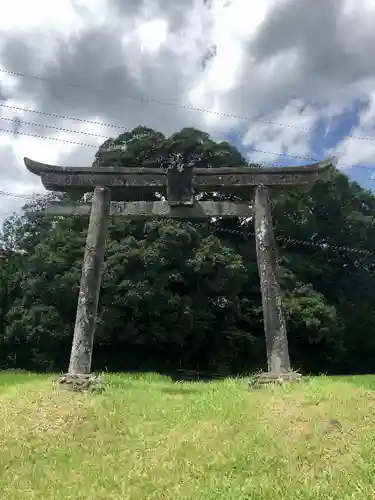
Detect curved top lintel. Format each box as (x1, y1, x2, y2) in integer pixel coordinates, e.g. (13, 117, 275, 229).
(24, 157, 63, 176)
(24, 156, 333, 177)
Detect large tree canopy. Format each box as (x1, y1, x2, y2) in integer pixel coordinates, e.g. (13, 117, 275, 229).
(1, 126, 374, 375)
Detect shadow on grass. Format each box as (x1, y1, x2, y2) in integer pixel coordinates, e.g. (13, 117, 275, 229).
(329, 375, 375, 391)
(0, 370, 46, 390)
(104, 371, 225, 394)
(168, 372, 226, 383)
(159, 386, 203, 396)
(107, 379, 146, 390)
(343, 375, 375, 391)
(105, 369, 227, 385)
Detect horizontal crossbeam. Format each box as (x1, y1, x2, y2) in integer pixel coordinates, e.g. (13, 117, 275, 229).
(44, 200, 253, 218)
(24, 157, 332, 199)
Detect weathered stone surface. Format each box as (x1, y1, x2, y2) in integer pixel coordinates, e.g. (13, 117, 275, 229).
(167, 165, 194, 206)
(249, 371, 302, 389)
(68, 186, 111, 375)
(44, 200, 253, 218)
(23, 156, 332, 197)
(42, 173, 165, 191)
(254, 185, 291, 373)
(56, 373, 103, 392)
(24, 156, 332, 177)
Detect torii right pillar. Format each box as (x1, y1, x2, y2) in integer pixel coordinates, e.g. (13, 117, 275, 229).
(250, 160, 332, 387)
(253, 184, 292, 383)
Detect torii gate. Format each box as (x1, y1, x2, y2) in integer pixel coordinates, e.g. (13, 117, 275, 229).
(24, 156, 330, 388)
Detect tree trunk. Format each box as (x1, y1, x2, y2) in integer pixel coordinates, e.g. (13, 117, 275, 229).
(68, 186, 111, 375)
(254, 185, 291, 373)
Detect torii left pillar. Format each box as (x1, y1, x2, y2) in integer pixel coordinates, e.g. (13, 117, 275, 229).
(68, 186, 111, 375)
(58, 186, 111, 391)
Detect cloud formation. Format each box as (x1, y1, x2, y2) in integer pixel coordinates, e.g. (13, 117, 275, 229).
(0, 0, 375, 223)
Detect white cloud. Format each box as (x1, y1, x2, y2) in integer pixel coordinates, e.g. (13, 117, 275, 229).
(0, 0, 108, 35)
(331, 90, 375, 170)
(1, 0, 375, 226)
(0, 97, 107, 222)
(188, 0, 276, 127)
(0, 0, 79, 34)
(135, 19, 169, 53)
(241, 100, 320, 164)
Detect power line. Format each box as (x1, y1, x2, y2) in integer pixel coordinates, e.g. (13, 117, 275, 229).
(2, 178, 375, 257)
(0, 127, 98, 148)
(0, 190, 38, 200)
(2, 68, 317, 131)
(0, 198, 373, 258)
(0, 103, 127, 131)
(3, 103, 375, 150)
(215, 225, 374, 258)
(1, 211, 373, 273)
(0, 116, 111, 139)
(1, 123, 373, 172)
(1, 67, 375, 143)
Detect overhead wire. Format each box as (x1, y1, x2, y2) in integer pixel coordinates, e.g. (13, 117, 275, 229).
(1, 66, 374, 179)
(0, 101, 374, 172)
(1, 121, 375, 173)
(0, 134, 373, 258)
(0, 116, 111, 139)
(1, 67, 375, 142)
(0, 68, 333, 132)
(0, 190, 38, 200)
(0, 190, 374, 259)
(0, 103, 127, 131)
(0, 127, 99, 148)
(0, 67, 374, 261)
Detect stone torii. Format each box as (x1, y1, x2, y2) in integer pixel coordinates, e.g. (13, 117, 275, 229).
(24, 156, 331, 388)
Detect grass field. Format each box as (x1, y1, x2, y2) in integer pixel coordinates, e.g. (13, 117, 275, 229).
(1, 372, 375, 500)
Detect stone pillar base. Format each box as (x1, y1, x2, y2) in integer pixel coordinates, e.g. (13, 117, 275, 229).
(56, 373, 104, 393)
(249, 371, 302, 389)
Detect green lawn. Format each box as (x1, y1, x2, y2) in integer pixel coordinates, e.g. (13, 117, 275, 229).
(1, 372, 375, 499)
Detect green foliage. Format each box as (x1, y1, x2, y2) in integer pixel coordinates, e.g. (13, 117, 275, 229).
(94, 126, 248, 169)
(1, 126, 375, 374)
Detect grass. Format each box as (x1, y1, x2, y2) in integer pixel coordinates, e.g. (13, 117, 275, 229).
(1, 372, 375, 499)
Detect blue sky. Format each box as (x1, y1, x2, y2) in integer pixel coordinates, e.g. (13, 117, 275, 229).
(228, 97, 375, 191)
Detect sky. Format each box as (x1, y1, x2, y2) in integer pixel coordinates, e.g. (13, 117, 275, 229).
(1, 0, 375, 223)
